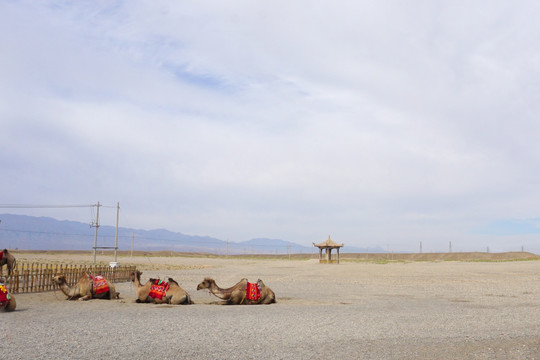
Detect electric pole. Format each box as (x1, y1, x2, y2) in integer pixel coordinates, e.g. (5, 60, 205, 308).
(114, 202, 119, 262)
(92, 202, 100, 264)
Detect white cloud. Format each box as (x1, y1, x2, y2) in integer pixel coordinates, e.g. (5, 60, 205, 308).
(2, 1, 540, 252)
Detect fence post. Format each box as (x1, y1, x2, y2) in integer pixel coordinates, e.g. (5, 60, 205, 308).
(14, 269, 20, 293)
(30, 263, 34, 292)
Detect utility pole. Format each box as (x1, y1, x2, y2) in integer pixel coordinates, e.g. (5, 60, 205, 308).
(419, 241, 422, 254)
(449, 241, 452, 253)
(114, 202, 119, 262)
(92, 202, 101, 264)
(288, 244, 291, 260)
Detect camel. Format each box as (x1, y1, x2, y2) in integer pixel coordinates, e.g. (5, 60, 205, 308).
(129, 271, 192, 304)
(0, 249, 16, 276)
(197, 277, 276, 305)
(53, 272, 119, 300)
(0, 277, 16, 312)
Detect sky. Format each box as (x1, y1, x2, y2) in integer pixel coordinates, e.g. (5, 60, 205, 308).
(1, 1, 540, 253)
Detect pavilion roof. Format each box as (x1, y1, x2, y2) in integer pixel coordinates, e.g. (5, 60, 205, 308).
(313, 236, 344, 248)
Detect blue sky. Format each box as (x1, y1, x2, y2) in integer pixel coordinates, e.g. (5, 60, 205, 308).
(1, 1, 540, 253)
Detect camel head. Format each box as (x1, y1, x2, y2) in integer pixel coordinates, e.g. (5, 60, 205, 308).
(130, 271, 142, 282)
(197, 278, 215, 291)
(52, 274, 66, 285)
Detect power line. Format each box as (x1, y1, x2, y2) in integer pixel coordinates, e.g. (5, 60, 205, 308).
(0, 203, 117, 209)
(0, 204, 95, 209)
(0, 228, 95, 238)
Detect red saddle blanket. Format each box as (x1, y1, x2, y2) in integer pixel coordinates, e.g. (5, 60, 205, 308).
(0, 283, 11, 307)
(90, 275, 110, 294)
(149, 280, 169, 299)
(246, 282, 261, 301)
(0, 251, 3, 261)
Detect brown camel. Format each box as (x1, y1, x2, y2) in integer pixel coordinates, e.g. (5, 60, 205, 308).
(129, 271, 192, 304)
(0, 277, 16, 311)
(53, 272, 119, 300)
(0, 249, 16, 276)
(197, 277, 276, 305)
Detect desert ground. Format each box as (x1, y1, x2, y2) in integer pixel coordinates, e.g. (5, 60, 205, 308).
(1, 252, 539, 359)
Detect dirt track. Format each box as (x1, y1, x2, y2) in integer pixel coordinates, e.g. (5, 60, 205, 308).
(2, 254, 540, 359)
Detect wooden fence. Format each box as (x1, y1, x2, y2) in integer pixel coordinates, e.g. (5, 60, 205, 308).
(1, 263, 137, 294)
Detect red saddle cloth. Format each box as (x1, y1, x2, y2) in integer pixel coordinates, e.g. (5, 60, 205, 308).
(90, 275, 110, 295)
(246, 281, 261, 301)
(0, 250, 3, 261)
(0, 283, 11, 307)
(149, 279, 169, 300)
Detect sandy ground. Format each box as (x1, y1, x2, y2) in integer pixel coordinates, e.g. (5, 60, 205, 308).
(1, 254, 539, 359)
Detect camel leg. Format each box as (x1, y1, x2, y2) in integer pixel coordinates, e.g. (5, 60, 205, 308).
(170, 294, 190, 305)
(4, 296, 16, 312)
(78, 295, 92, 301)
(108, 284, 119, 299)
(260, 297, 274, 304)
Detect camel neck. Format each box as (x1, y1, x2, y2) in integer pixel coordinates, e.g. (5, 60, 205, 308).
(133, 274, 144, 288)
(208, 281, 233, 299)
(58, 281, 76, 298)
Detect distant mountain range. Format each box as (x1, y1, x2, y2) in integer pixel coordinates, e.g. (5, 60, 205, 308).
(0, 213, 373, 254)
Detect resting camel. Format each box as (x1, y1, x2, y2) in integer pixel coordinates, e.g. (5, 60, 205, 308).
(197, 277, 276, 305)
(0, 249, 16, 276)
(0, 277, 16, 312)
(129, 271, 192, 304)
(53, 272, 119, 300)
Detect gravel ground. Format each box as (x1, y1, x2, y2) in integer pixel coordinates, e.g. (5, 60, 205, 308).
(1, 256, 539, 359)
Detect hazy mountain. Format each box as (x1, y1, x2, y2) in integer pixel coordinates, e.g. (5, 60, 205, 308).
(0, 213, 372, 254)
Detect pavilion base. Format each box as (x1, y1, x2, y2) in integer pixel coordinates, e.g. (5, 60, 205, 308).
(319, 259, 339, 264)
